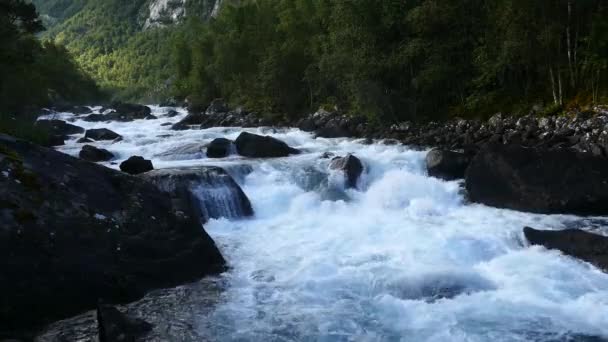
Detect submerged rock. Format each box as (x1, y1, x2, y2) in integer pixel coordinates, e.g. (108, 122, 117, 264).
(120, 156, 154, 175)
(524, 227, 608, 271)
(206, 138, 232, 158)
(142, 166, 253, 223)
(329, 154, 364, 189)
(85, 128, 122, 141)
(155, 143, 206, 160)
(0, 134, 225, 334)
(97, 304, 152, 342)
(235, 132, 299, 158)
(425, 148, 471, 180)
(79, 145, 113, 162)
(465, 144, 608, 215)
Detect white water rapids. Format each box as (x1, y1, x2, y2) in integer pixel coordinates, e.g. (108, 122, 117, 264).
(41, 106, 608, 341)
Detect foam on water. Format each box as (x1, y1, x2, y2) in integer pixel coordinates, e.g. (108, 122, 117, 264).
(51, 106, 608, 341)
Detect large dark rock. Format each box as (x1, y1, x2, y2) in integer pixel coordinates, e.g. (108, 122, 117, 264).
(206, 99, 228, 115)
(97, 304, 152, 342)
(0, 134, 225, 335)
(107, 103, 152, 122)
(35, 120, 84, 136)
(85, 128, 122, 141)
(465, 144, 608, 215)
(120, 156, 154, 175)
(207, 138, 232, 158)
(79, 145, 114, 162)
(329, 154, 364, 189)
(82, 113, 110, 122)
(425, 149, 471, 180)
(142, 166, 253, 223)
(52, 105, 91, 115)
(235, 132, 299, 158)
(524, 227, 608, 271)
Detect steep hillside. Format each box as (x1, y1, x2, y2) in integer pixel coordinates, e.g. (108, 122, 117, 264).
(31, 0, 220, 101)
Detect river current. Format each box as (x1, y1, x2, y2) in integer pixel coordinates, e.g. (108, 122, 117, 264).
(38, 106, 608, 342)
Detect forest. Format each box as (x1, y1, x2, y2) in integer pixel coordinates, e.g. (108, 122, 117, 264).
(0, 0, 99, 141)
(172, 0, 608, 122)
(2, 0, 608, 125)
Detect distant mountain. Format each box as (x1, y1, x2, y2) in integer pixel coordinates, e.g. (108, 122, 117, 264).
(30, 0, 222, 101)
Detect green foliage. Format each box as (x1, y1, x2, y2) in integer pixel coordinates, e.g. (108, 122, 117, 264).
(171, 0, 608, 122)
(0, 0, 99, 143)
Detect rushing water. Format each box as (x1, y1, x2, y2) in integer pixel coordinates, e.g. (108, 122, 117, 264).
(39, 106, 608, 341)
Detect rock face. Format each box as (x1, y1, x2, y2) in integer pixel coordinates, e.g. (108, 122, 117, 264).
(142, 166, 253, 223)
(235, 132, 299, 158)
(329, 154, 364, 189)
(85, 128, 122, 141)
(97, 304, 152, 342)
(207, 138, 232, 158)
(523, 227, 608, 271)
(425, 149, 471, 180)
(0, 134, 225, 334)
(120, 156, 154, 175)
(35, 120, 85, 136)
(79, 145, 114, 162)
(465, 144, 608, 215)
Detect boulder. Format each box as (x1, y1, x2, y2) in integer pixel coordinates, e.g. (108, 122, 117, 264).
(329, 154, 364, 189)
(52, 105, 91, 115)
(85, 128, 122, 141)
(206, 99, 228, 115)
(154, 143, 206, 160)
(97, 304, 152, 342)
(120, 156, 154, 175)
(207, 138, 232, 158)
(465, 144, 608, 215)
(235, 132, 299, 158)
(79, 145, 114, 162)
(0, 134, 225, 334)
(523, 227, 608, 271)
(77, 137, 94, 143)
(166, 110, 179, 118)
(35, 120, 84, 136)
(108, 103, 152, 121)
(47, 135, 66, 147)
(142, 166, 253, 223)
(82, 113, 110, 122)
(425, 149, 471, 180)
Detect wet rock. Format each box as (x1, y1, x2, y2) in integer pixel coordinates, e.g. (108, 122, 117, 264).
(0, 134, 225, 334)
(77, 137, 94, 143)
(329, 154, 364, 189)
(120, 156, 154, 175)
(425, 149, 471, 181)
(85, 128, 122, 141)
(108, 103, 152, 122)
(160, 122, 172, 126)
(82, 113, 110, 122)
(207, 138, 232, 158)
(205, 99, 228, 115)
(79, 145, 114, 162)
(47, 135, 66, 147)
(52, 105, 91, 115)
(154, 143, 206, 160)
(235, 132, 299, 158)
(524, 227, 608, 271)
(97, 304, 152, 342)
(466, 144, 608, 215)
(142, 166, 254, 223)
(166, 110, 179, 117)
(35, 120, 84, 136)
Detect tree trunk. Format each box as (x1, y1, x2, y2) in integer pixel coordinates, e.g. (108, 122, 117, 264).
(550, 67, 558, 106)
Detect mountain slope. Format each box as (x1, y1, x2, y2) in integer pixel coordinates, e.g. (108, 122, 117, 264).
(31, 0, 220, 101)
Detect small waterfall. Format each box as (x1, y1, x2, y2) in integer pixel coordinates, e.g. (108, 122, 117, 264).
(143, 166, 253, 223)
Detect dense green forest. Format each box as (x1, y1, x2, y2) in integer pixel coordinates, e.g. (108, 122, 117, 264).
(172, 0, 608, 121)
(0, 0, 98, 142)
(30, 0, 220, 101)
(1, 0, 98, 115)
(12, 0, 608, 123)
